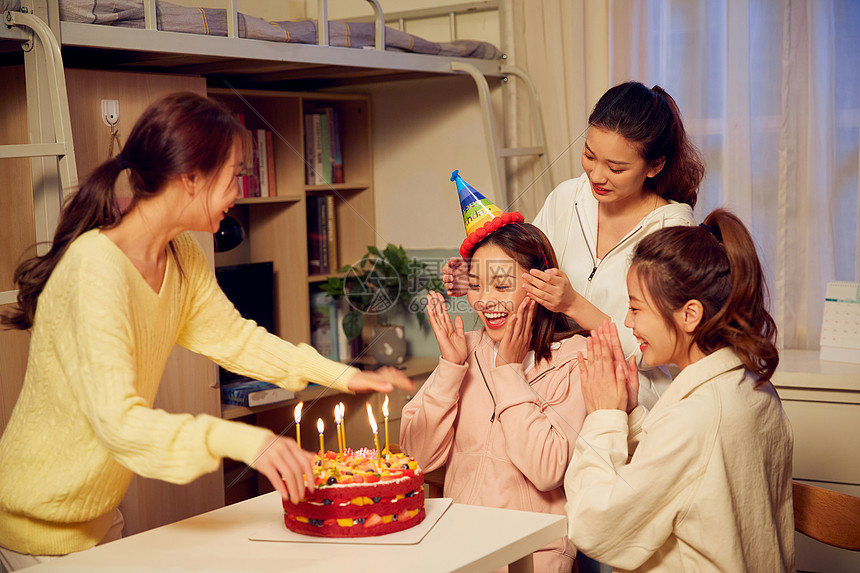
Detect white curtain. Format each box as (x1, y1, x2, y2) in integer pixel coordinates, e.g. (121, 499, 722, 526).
(605, 0, 860, 350)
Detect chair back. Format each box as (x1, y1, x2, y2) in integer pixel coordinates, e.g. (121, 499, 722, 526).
(793, 480, 860, 550)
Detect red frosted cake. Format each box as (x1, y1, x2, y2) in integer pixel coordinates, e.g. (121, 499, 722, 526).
(283, 448, 425, 537)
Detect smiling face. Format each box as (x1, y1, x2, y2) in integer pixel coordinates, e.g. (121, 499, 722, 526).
(466, 243, 528, 343)
(624, 265, 690, 368)
(581, 126, 665, 208)
(193, 139, 243, 233)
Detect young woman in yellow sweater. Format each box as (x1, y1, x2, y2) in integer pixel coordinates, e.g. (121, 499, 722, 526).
(0, 92, 411, 566)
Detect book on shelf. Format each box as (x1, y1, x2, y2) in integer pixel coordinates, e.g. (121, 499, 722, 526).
(304, 113, 315, 185)
(265, 130, 276, 196)
(221, 379, 295, 408)
(325, 193, 337, 272)
(309, 290, 339, 361)
(319, 112, 332, 185)
(304, 108, 343, 186)
(306, 195, 326, 275)
(329, 108, 344, 184)
(256, 129, 269, 198)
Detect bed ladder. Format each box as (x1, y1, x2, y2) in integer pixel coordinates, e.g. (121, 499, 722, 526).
(0, 5, 78, 306)
(451, 60, 552, 208)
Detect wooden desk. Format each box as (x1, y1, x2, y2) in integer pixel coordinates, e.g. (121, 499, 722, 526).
(28, 492, 566, 573)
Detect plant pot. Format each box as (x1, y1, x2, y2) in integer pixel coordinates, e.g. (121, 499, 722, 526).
(371, 325, 407, 366)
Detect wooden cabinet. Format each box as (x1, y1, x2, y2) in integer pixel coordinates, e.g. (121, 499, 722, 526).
(772, 350, 860, 572)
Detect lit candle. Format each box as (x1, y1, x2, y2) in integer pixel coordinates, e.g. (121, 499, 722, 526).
(382, 395, 390, 455)
(294, 402, 303, 450)
(317, 418, 325, 455)
(334, 404, 343, 455)
(338, 402, 346, 451)
(366, 403, 381, 471)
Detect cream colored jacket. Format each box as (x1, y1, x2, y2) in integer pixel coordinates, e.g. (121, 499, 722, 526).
(564, 347, 795, 572)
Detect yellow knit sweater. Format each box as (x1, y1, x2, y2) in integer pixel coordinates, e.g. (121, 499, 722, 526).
(0, 230, 356, 555)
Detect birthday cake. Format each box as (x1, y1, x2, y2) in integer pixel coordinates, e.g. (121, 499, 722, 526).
(282, 449, 425, 537)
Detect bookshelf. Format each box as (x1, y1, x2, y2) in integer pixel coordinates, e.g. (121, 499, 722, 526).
(209, 89, 375, 348)
(208, 88, 381, 503)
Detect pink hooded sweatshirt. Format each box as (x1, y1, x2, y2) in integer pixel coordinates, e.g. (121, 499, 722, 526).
(400, 329, 587, 569)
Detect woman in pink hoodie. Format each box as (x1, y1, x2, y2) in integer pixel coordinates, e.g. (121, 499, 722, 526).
(401, 222, 587, 572)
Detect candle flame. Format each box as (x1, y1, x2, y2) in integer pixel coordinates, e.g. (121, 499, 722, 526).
(294, 402, 303, 424)
(317, 418, 324, 433)
(338, 401, 345, 418)
(382, 395, 389, 417)
(366, 403, 378, 433)
(334, 403, 342, 424)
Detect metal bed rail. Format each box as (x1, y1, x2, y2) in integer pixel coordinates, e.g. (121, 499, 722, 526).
(1, 1, 77, 306)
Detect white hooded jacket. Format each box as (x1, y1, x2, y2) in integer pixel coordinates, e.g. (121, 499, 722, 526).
(533, 173, 695, 400)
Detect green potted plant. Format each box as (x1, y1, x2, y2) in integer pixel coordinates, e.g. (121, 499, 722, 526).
(320, 244, 444, 365)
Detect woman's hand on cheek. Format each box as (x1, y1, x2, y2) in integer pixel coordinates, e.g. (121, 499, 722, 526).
(522, 268, 578, 316)
(578, 319, 629, 415)
(496, 298, 536, 368)
(426, 291, 468, 364)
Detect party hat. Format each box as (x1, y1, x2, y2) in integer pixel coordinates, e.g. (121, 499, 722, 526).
(451, 169, 524, 258)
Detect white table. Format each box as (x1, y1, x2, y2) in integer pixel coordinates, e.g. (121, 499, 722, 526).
(27, 492, 567, 572)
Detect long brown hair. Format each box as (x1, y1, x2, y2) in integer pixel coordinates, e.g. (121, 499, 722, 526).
(589, 81, 705, 208)
(2, 92, 246, 330)
(469, 223, 586, 364)
(630, 209, 779, 380)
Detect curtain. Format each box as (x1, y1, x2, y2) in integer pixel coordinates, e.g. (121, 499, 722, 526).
(604, 0, 860, 350)
(503, 0, 596, 220)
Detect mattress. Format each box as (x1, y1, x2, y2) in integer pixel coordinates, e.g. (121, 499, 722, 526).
(1, 0, 502, 60)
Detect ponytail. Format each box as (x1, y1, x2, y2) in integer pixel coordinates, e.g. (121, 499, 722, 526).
(2, 92, 245, 331)
(2, 158, 126, 330)
(589, 81, 705, 208)
(631, 209, 779, 381)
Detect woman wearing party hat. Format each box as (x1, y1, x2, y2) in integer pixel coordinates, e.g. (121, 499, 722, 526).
(444, 82, 705, 403)
(401, 171, 590, 572)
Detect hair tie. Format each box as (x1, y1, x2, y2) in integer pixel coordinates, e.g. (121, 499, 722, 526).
(699, 222, 720, 240)
(114, 153, 132, 171)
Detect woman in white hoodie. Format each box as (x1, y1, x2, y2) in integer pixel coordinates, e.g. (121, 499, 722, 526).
(445, 81, 705, 403)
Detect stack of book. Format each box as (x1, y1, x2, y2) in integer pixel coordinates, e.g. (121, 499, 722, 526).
(235, 114, 277, 199)
(221, 379, 295, 408)
(304, 107, 343, 185)
(306, 194, 337, 275)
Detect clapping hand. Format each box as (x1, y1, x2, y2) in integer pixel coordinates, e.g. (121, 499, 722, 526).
(495, 298, 536, 368)
(426, 291, 468, 364)
(578, 320, 639, 415)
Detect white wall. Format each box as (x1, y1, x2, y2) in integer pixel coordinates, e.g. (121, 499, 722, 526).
(357, 76, 502, 251)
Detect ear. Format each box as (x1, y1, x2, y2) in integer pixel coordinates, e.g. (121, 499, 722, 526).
(647, 157, 665, 179)
(675, 299, 703, 334)
(178, 172, 200, 196)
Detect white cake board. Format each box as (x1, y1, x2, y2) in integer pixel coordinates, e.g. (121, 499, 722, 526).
(249, 498, 453, 545)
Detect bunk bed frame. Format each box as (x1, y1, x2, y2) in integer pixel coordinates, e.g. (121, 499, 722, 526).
(0, 0, 550, 308)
